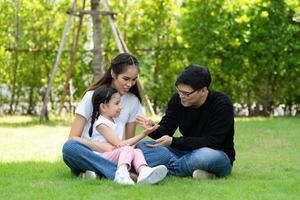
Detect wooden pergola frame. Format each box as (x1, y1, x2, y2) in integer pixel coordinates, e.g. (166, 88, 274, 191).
(40, 0, 154, 121)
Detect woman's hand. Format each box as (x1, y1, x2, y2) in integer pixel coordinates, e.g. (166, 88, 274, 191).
(136, 115, 155, 129)
(74, 138, 116, 153)
(93, 142, 115, 152)
(115, 141, 129, 148)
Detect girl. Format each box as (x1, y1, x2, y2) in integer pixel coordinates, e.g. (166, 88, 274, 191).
(89, 85, 167, 185)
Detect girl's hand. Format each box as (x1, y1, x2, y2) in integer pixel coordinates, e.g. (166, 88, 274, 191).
(142, 124, 160, 136)
(136, 115, 155, 129)
(115, 142, 130, 149)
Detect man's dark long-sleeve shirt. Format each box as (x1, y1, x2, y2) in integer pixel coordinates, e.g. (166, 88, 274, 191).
(150, 90, 236, 165)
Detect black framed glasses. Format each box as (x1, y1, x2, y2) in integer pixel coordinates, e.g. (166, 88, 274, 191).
(176, 87, 198, 97)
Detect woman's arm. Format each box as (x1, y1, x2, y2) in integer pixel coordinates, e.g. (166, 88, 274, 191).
(68, 114, 86, 139)
(68, 114, 115, 152)
(124, 121, 136, 139)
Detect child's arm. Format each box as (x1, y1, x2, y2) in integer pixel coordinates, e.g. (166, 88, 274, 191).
(120, 124, 160, 146)
(97, 123, 159, 148)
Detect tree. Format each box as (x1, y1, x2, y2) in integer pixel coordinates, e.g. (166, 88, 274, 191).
(90, 0, 104, 82)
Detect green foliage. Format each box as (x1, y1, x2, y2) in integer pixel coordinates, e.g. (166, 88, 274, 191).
(0, 0, 92, 113)
(180, 0, 300, 114)
(0, 0, 299, 115)
(101, 0, 185, 111)
(125, 0, 185, 111)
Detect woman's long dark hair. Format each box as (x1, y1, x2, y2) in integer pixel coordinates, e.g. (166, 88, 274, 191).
(86, 53, 142, 102)
(88, 84, 118, 137)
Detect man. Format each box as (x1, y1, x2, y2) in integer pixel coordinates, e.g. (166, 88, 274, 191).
(136, 64, 235, 179)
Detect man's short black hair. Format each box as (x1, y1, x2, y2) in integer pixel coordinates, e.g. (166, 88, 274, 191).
(175, 64, 211, 90)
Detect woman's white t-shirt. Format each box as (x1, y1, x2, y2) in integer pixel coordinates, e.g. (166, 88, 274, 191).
(75, 91, 142, 140)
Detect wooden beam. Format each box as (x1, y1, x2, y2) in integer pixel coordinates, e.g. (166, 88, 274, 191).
(66, 9, 116, 17)
(40, 0, 76, 121)
(58, 0, 86, 115)
(103, 0, 125, 53)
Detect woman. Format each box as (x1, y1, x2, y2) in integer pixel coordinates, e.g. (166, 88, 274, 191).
(62, 53, 145, 180)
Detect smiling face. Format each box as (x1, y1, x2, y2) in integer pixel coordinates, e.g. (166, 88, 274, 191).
(176, 83, 208, 108)
(101, 92, 121, 119)
(111, 66, 139, 95)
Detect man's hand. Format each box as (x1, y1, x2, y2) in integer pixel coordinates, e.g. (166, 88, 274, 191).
(136, 115, 154, 129)
(146, 135, 172, 147)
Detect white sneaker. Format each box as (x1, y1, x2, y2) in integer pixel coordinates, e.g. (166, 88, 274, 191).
(192, 169, 216, 179)
(137, 165, 168, 184)
(114, 167, 135, 185)
(79, 170, 98, 179)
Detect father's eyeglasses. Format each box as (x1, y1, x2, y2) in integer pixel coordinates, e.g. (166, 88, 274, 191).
(176, 87, 197, 97)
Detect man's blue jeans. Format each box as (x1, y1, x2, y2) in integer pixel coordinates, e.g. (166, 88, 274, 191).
(62, 140, 116, 180)
(137, 140, 232, 177)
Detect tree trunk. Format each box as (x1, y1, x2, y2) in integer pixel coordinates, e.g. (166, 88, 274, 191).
(58, 0, 86, 115)
(9, 1, 20, 114)
(262, 76, 272, 117)
(27, 87, 34, 115)
(41, 0, 55, 119)
(91, 0, 104, 83)
(14, 86, 21, 114)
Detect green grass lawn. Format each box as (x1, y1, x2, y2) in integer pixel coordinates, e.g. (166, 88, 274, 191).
(0, 115, 299, 200)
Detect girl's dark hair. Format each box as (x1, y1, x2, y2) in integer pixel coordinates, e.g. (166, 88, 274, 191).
(88, 84, 118, 137)
(87, 53, 142, 102)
